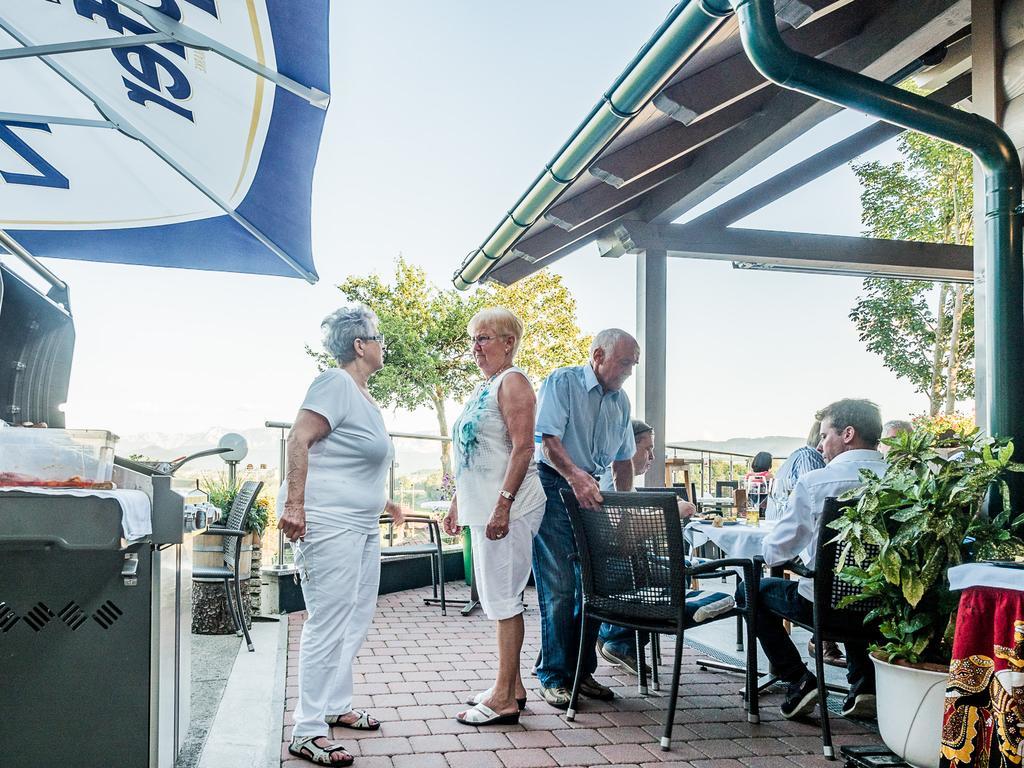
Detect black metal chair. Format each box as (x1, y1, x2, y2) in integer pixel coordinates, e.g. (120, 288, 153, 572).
(561, 490, 760, 751)
(379, 514, 450, 615)
(754, 496, 882, 760)
(193, 480, 263, 652)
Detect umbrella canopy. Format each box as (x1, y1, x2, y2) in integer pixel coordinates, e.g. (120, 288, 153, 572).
(0, 0, 329, 282)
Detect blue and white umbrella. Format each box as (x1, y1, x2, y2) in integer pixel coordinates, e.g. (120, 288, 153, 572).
(0, 0, 329, 282)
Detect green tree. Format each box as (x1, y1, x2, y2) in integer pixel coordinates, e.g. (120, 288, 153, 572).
(309, 258, 590, 475)
(849, 131, 974, 416)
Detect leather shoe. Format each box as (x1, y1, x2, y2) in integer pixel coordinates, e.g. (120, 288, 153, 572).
(578, 674, 615, 700)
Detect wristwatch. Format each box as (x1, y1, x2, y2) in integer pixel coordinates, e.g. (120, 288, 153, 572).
(498, 489, 516, 502)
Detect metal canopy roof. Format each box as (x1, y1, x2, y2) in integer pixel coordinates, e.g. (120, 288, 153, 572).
(458, 0, 972, 287)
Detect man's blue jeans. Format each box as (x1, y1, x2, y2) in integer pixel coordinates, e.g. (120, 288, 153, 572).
(533, 470, 601, 689)
(735, 576, 874, 692)
(598, 623, 638, 656)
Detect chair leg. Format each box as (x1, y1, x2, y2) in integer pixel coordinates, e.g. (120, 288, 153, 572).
(650, 632, 660, 691)
(436, 542, 447, 617)
(813, 633, 833, 759)
(223, 577, 242, 636)
(637, 630, 649, 696)
(735, 614, 744, 652)
(233, 574, 255, 652)
(744, 610, 760, 723)
(566, 609, 590, 722)
(661, 630, 685, 751)
(635, 629, 646, 694)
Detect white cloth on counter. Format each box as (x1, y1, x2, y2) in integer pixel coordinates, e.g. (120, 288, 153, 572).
(0, 487, 152, 540)
(948, 562, 1024, 592)
(687, 519, 779, 559)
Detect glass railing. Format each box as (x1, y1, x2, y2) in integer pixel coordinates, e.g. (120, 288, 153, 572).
(663, 444, 780, 497)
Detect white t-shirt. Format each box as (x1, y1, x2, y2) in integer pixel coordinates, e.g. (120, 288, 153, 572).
(279, 369, 394, 535)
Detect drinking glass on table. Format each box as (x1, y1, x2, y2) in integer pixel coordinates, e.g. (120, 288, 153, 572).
(745, 481, 765, 526)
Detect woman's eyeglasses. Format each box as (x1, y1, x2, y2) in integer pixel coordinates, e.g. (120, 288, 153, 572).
(469, 334, 497, 346)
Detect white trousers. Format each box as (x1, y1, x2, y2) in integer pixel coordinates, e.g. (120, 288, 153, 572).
(292, 526, 380, 738)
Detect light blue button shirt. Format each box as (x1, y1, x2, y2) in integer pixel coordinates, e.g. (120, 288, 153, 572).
(534, 364, 635, 476)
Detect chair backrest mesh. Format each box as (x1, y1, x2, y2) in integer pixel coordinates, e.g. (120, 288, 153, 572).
(561, 490, 686, 622)
(221, 480, 263, 564)
(637, 486, 690, 502)
(814, 496, 882, 622)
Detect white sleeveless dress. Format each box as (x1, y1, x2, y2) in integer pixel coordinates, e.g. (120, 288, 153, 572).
(452, 366, 545, 526)
(451, 366, 546, 620)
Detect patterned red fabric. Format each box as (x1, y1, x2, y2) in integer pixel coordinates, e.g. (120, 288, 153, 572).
(940, 587, 1024, 768)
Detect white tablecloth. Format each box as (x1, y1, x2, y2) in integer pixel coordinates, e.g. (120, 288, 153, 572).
(0, 486, 152, 541)
(686, 518, 778, 559)
(948, 562, 1024, 592)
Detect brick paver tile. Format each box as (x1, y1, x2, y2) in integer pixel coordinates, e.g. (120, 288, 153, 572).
(392, 753, 449, 768)
(447, 751, 506, 768)
(495, 747, 558, 767)
(358, 737, 413, 756)
(602, 726, 655, 744)
(458, 732, 515, 750)
(598, 743, 663, 764)
(407, 734, 464, 753)
(507, 730, 564, 749)
(740, 756, 805, 768)
(546, 745, 611, 765)
(555, 727, 608, 746)
(730, 738, 801, 756)
(692, 739, 755, 759)
(690, 760, 749, 768)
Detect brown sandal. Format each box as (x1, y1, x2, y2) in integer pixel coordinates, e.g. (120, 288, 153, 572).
(288, 736, 354, 766)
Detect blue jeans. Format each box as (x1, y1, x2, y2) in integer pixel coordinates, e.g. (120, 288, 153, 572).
(533, 470, 600, 688)
(598, 623, 638, 656)
(735, 577, 874, 692)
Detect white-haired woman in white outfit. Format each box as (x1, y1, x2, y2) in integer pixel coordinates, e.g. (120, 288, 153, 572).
(278, 305, 409, 767)
(444, 307, 546, 726)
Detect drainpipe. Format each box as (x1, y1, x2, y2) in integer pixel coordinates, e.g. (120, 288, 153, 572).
(452, 1, 730, 290)
(725, 0, 1024, 502)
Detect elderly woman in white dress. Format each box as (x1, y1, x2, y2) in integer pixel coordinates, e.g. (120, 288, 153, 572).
(443, 307, 546, 726)
(278, 305, 409, 766)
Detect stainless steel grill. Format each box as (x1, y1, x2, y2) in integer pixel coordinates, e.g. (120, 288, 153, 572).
(0, 466, 206, 768)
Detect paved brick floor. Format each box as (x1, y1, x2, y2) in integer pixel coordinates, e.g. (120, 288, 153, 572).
(281, 584, 881, 768)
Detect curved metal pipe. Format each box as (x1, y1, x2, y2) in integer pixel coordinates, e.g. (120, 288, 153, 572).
(452, 1, 730, 290)
(729, 0, 1024, 474)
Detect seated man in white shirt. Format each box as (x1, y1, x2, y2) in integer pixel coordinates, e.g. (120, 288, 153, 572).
(736, 399, 887, 721)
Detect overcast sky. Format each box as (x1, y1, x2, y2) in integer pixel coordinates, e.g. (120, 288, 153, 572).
(38, 1, 944, 442)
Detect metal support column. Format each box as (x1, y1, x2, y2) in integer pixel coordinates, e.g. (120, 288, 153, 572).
(972, 0, 1006, 434)
(636, 249, 668, 488)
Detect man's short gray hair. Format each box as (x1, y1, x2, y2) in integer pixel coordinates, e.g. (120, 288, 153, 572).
(882, 419, 913, 436)
(590, 328, 638, 356)
(321, 305, 379, 364)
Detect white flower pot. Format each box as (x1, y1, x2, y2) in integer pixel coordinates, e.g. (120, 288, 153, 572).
(871, 654, 948, 768)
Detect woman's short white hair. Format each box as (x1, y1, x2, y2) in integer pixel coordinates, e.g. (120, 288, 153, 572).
(468, 306, 524, 358)
(590, 328, 637, 356)
(321, 305, 378, 364)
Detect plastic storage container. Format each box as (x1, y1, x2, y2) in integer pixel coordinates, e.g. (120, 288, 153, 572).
(0, 427, 119, 488)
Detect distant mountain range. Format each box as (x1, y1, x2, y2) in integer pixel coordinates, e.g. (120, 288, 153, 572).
(115, 428, 808, 473)
(671, 436, 806, 458)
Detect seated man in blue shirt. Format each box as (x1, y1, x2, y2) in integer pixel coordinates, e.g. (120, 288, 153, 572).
(596, 419, 697, 675)
(532, 328, 639, 709)
(737, 399, 886, 721)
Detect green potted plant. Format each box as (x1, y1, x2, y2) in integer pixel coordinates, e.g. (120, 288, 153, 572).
(830, 429, 1024, 768)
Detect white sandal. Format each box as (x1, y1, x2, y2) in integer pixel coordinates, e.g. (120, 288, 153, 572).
(465, 687, 527, 710)
(455, 702, 521, 726)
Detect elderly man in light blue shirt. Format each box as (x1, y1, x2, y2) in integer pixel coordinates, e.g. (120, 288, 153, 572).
(531, 328, 639, 709)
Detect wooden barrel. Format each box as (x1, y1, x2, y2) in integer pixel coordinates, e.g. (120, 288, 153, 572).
(193, 532, 253, 580)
